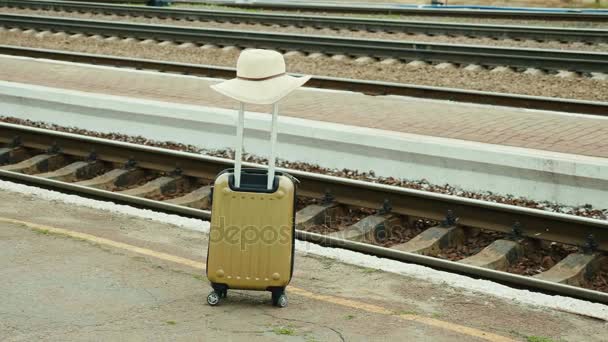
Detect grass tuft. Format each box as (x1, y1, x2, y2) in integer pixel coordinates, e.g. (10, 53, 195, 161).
(273, 327, 295, 336)
(526, 337, 556, 342)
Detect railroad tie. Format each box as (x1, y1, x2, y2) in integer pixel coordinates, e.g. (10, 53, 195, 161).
(0, 153, 67, 174)
(75, 168, 146, 190)
(36, 160, 106, 182)
(329, 213, 402, 244)
(118, 176, 188, 198)
(458, 239, 523, 271)
(534, 253, 601, 287)
(0, 146, 30, 165)
(391, 225, 464, 256)
(296, 202, 343, 231)
(164, 185, 212, 209)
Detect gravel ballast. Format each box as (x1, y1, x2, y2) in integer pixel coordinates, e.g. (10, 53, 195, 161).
(3, 8, 607, 52)
(0, 30, 607, 101)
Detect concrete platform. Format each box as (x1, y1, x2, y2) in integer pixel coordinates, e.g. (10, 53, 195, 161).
(1, 188, 607, 341)
(1, 55, 607, 158)
(1, 55, 608, 208)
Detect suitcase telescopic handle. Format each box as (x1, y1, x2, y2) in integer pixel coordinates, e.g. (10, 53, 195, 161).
(234, 102, 245, 188)
(267, 103, 278, 190)
(234, 102, 278, 191)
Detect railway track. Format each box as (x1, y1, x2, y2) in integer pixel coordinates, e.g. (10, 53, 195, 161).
(191, 0, 608, 22)
(2, 45, 607, 116)
(1, 0, 607, 43)
(1, 14, 607, 74)
(1, 122, 607, 304)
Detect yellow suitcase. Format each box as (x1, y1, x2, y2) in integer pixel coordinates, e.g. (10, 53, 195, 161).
(206, 168, 296, 307)
(206, 103, 296, 307)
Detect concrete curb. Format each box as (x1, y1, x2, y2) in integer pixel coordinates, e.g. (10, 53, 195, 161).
(1, 80, 607, 207)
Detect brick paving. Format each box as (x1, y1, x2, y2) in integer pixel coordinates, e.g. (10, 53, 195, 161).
(1, 55, 607, 158)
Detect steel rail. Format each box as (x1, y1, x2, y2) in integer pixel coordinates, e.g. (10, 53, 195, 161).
(1, 0, 607, 43)
(0, 122, 607, 305)
(2, 45, 607, 116)
(186, 0, 608, 22)
(1, 14, 607, 73)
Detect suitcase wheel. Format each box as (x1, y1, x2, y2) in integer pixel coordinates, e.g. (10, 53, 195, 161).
(207, 291, 221, 306)
(276, 294, 288, 308)
(271, 290, 288, 308)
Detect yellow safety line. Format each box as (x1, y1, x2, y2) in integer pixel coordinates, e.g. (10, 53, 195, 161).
(288, 287, 514, 341)
(2, 217, 514, 342)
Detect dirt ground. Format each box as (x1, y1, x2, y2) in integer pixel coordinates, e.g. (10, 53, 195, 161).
(0, 189, 607, 341)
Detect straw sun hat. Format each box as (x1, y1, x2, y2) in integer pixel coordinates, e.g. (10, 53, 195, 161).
(211, 49, 311, 105)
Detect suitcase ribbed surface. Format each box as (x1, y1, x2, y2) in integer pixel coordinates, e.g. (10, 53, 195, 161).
(207, 173, 295, 290)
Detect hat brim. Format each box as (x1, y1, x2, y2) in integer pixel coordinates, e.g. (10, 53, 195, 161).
(210, 74, 311, 105)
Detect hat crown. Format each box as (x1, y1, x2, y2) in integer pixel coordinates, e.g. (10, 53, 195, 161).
(236, 49, 285, 79)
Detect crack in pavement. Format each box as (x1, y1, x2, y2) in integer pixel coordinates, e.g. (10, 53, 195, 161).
(262, 312, 346, 342)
